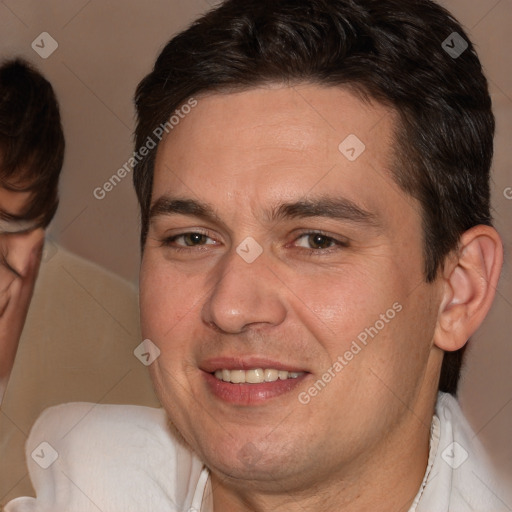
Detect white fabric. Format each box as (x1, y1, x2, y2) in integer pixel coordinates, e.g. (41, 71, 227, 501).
(0, 244, 159, 503)
(5, 393, 510, 512)
(410, 393, 511, 511)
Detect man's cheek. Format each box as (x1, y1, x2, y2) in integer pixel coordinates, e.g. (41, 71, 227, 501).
(294, 287, 371, 338)
(140, 275, 179, 331)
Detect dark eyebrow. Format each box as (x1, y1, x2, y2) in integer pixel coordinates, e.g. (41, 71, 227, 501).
(149, 195, 379, 227)
(149, 197, 222, 224)
(0, 182, 34, 193)
(269, 197, 379, 226)
(0, 209, 25, 222)
(0, 209, 45, 233)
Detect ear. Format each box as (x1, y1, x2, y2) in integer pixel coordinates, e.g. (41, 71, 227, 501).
(433, 225, 503, 352)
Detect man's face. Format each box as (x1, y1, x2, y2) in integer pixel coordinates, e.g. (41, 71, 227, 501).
(0, 185, 44, 392)
(140, 86, 444, 490)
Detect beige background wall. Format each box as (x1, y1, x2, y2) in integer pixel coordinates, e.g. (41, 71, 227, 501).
(0, 0, 511, 483)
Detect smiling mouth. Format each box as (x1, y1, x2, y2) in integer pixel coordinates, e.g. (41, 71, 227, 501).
(213, 368, 305, 384)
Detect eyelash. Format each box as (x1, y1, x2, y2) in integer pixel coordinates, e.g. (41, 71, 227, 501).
(160, 230, 348, 256)
(293, 231, 349, 255)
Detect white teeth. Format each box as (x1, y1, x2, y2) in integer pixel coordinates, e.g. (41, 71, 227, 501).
(264, 369, 279, 382)
(213, 368, 303, 384)
(230, 370, 245, 383)
(246, 368, 264, 383)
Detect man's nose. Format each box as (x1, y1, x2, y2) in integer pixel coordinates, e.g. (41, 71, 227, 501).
(201, 246, 287, 334)
(4, 228, 45, 277)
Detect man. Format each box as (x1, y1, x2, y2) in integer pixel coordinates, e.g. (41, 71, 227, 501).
(6, 0, 509, 511)
(0, 59, 62, 404)
(0, 59, 158, 504)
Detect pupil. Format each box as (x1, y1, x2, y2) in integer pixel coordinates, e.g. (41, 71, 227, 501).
(187, 233, 204, 245)
(311, 234, 329, 249)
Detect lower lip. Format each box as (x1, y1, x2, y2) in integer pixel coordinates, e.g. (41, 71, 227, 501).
(203, 371, 308, 405)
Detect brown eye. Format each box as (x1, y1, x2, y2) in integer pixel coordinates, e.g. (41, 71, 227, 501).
(307, 234, 334, 249)
(295, 233, 336, 250)
(161, 231, 217, 249)
(293, 232, 348, 253)
(183, 233, 209, 246)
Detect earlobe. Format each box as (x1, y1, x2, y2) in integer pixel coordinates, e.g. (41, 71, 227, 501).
(434, 225, 503, 352)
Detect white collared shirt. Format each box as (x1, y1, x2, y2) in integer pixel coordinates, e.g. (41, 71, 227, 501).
(5, 393, 510, 512)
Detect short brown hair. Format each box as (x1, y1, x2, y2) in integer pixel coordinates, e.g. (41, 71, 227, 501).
(0, 58, 65, 227)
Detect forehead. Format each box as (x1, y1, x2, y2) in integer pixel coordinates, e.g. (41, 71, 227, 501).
(153, 85, 406, 218)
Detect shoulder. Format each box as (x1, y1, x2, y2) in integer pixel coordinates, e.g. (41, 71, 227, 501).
(6, 402, 203, 512)
(27, 402, 173, 455)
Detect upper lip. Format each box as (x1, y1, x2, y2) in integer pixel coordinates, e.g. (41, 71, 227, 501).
(200, 357, 308, 373)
